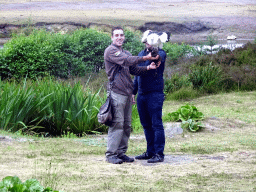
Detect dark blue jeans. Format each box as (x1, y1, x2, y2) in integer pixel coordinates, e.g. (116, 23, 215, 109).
(137, 92, 165, 157)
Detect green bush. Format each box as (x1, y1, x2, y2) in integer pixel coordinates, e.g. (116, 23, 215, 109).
(67, 28, 111, 73)
(165, 86, 199, 101)
(0, 28, 147, 80)
(163, 42, 194, 64)
(164, 41, 256, 96)
(189, 62, 224, 93)
(0, 176, 60, 192)
(164, 73, 191, 95)
(1, 30, 50, 79)
(123, 29, 144, 56)
(0, 28, 111, 79)
(235, 43, 256, 67)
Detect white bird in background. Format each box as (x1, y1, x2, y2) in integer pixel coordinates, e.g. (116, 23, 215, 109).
(141, 30, 170, 49)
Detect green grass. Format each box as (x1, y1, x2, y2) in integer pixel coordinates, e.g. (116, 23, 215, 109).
(0, 91, 256, 191)
(0, 78, 107, 135)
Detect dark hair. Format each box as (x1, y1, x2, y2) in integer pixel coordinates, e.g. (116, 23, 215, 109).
(112, 26, 124, 36)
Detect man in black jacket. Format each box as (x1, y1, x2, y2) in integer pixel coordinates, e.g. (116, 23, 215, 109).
(132, 39, 166, 163)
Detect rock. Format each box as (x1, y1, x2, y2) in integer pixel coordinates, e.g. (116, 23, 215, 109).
(164, 122, 183, 138)
(0, 135, 13, 142)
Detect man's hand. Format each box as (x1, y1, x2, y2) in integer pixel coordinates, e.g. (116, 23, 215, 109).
(147, 60, 161, 70)
(143, 53, 160, 61)
(132, 95, 136, 105)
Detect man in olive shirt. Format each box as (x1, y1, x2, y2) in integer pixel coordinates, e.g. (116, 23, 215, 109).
(104, 26, 160, 164)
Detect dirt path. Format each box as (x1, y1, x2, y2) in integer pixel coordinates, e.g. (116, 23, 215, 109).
(0, 0, 255, 42)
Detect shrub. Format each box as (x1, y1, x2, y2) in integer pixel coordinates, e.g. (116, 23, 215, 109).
(0, 176, 60, 192)
(164, 73, 191, 95)
(164, 42, 256, 97)
(123, 29, 145, 56)
(236, 42, 256, 67)
(67, 28, 111, 73)
(206, 34, 218, 54)
(0, 28, 111, 80)
(163, 42, 194, 64)
(1, 30, 50, 79)
(189, 62, 224, 93)
(165, 86, 199, 101)
(0, 28, 147, 80)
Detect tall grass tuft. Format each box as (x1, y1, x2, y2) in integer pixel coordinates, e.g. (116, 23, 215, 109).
(0, 78, 107, 135)
(131, 104, 142, 133)
(33, 78, 106, 135)
(189, 62, 224, 93)
(0, 79, 49, 132)
(166, 86, 199, 101)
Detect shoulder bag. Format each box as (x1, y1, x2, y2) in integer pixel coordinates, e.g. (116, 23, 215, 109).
(97, 91, 113, 126)
(97, 65, 121, 126)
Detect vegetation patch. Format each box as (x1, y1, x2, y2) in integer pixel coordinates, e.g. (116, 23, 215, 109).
(167, 104, 204, 132)
(0, 176, 61, 192)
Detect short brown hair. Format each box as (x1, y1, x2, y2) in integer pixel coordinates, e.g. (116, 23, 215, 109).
(112, 26, 124, 36)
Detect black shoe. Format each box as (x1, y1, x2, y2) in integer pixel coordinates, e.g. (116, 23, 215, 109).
(106, 156, 123, 164)
(135, 152, 153, 160)
(118, 155, 134, 163)
(147, 154, 164, 163)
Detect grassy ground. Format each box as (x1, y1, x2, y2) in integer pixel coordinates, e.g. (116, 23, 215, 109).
(1, 0, 255, 26)
(0, 1, 256, 191)
(0, 91, 256, 191)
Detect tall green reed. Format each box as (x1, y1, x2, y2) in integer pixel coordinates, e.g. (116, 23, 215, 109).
(0, 78, 106, 135)
(189, 62, 224, 93)
(33, 78, 105, 135)
(0, 79, 50, 132)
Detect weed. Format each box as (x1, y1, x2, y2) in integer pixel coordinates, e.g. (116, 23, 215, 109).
(166, 86, 199, 101)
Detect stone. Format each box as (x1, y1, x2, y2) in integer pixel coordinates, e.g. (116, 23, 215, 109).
(164, 122, 183, 138)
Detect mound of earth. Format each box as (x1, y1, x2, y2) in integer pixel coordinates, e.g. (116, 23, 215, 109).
(138, 21, 212, 34)
(0, 21, 213, 39)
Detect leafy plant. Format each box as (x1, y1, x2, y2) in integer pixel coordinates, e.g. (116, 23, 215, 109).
(0, 77, 106, 136)
(206, 34, 218, 54)
(131, 103, 142, 133)
(123, 29, 144, 56)
(167, 104, 204, 132)
(165, 86, 199, 101)
(0, 176, 60, 192)
(189, 62, 224, 93)
(181, 119, 204, 132)
(164, 74, 192, 95)
(0, 28, 111, 80)
(0, 78, 50, 133)
(163, 42, 194, 64)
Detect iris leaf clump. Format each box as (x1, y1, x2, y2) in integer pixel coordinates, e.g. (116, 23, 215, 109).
(168, 104, 204, 132)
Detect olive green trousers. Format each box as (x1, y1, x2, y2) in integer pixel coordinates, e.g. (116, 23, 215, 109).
(105, 91, 132, 158)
